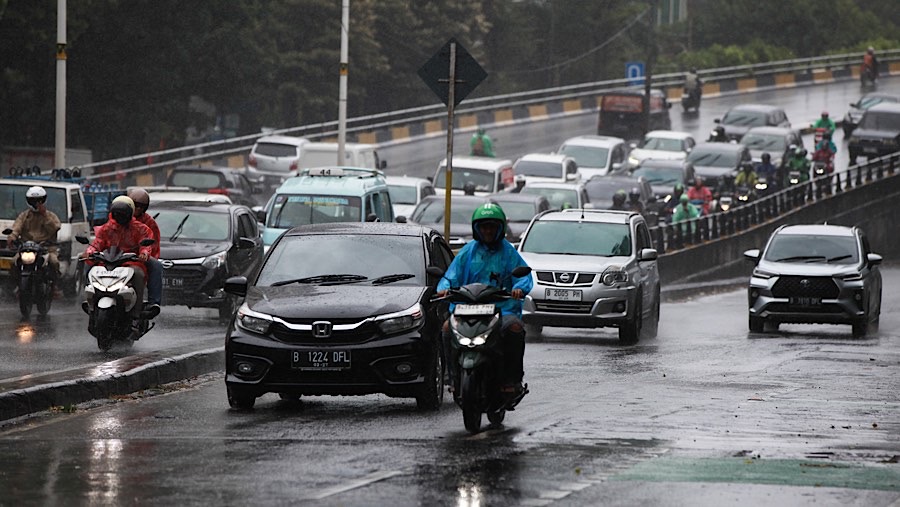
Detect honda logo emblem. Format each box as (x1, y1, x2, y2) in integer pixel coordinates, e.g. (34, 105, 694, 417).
(312, 321, 332, 338)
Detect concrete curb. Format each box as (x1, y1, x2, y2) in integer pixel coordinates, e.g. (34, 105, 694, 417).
(0, 345, 223, 423)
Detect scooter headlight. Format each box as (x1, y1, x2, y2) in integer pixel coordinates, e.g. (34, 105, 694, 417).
(20, 251, 37, 265)
(375, 304, 424, 335)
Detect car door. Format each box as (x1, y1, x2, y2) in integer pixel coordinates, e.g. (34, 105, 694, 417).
(428, 232, 455, 321)
(634, 220, 658, 315)
(232, 210, 263, 279)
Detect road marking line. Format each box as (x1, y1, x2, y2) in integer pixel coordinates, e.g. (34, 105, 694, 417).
(306, 470, 403, 500)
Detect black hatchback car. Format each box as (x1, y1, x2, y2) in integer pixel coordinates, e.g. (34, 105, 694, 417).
(848, 103, 900, 164)
(153, 202, 264, 322)
(223, 222, 455, 411)
(165, 166, 261, 207)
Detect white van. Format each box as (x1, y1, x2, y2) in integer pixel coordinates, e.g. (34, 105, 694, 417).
(296, 142, 386, 172)
(433, 156, 516, 196)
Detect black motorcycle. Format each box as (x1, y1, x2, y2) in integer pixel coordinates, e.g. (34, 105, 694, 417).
(682, 87, 701, 112)
(430, 266, 531, 433)
(3, 228, 54, 319)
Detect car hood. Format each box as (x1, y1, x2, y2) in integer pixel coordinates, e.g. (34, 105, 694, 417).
(520, 252, 633, 273)
(693, 165, 735, 180)
(756, 260, 861, 277)
(721, 124, 751, 139)
(159, 240, 231, 260)
(650, 183, 675, 198)
(630, 149, 685, 162)
(245, 285, 426, 320)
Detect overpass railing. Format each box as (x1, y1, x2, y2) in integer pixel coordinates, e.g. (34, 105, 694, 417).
(651, 152, 900, 254)
(61, 49, 900, 181)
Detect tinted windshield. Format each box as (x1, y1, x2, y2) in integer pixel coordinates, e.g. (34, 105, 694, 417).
(859, 111, 900, 131)
(584, 179, 630, 203)
(387, 185, 417, 205)
(497, 201, 539, 222)
(741, 134, 787, 151)
(521, 187, 577, 210)
(257, 235, 425, 286)
(410, 199, 482, 225)
(764, 234, 859, 264)
(0, 186, 68, 222)
(632, 165, 682, 186)
(170, 171, 223, 190)
(858, 96, 898, 109)
(686, 149, 739, 168)
(521, 221, 631, 256)
(721, 110, 768, 127)
(154, 209, 230, 241)
(557, 145, 609, 168)
(254, 142, 300, 158)
(639, 137, 683, 152)
(515, 160, 562, 178)
(434, 167, 494, 192)
(267, 194, 362, 229)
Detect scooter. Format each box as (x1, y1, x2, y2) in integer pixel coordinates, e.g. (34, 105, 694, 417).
(2, 228, 54, 319)
(76, 236, 157, 352)
(681, 87, 701, 112)
(861, 64, 877, 87)
(429, 265, 531, 434)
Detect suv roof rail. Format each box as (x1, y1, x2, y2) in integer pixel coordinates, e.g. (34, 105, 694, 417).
(299, 166, 385, 178)
(4, 166, 86, 182)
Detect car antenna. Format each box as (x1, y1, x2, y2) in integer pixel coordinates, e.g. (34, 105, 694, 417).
(581, 208, 585, 220)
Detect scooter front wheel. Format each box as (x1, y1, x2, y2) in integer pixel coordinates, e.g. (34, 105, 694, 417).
(94, 307, 115, 352)
(460, 369, 482, 433)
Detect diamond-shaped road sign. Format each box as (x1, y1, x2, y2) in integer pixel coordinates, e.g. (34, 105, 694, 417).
(418, 38, 487, 107)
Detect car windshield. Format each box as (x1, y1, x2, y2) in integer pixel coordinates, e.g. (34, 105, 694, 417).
(632, 165, 682, 186)
(387, 185, 417, 205)
(858, 96, 897, 109)
(521, 187, 577, 210)
(267, 194, 362, 229)
(496, 201, 539, 222)
(257, 235, 425, 286)
(859, 112, 900, 131)
(639, 137, 683, 152)
(154, 209, 230, 242)
(410, 199, 482, 225)
(254, 142, 299, 158)
(764, 234, 859, 264)
(170, 171, 223, 190)
(433, 167, 494, 192)
(741, 134, 787, 151)
(722, 110, 768, 127)
(0, 186, 68, 222)
(557, 145, 609, 168)
(515, 160, 562, 178)
(521, 221, 632, 257)
(686, 149, 739, 168)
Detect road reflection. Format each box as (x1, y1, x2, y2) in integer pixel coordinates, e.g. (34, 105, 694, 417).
(433, 429, 524, 507)
(16, 322, 35, 344)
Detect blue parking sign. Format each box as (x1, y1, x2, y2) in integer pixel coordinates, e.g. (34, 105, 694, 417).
(626, 61, 645, 86)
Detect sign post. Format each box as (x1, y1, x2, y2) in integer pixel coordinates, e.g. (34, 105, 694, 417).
(418, 38, 487, 240)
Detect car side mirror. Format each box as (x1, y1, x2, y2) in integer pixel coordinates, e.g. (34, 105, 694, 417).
(255, 209, 267, 223)
(582, 202, 595, 209)
(849, 102, 857, 108)
(511, 266, 532, 277)
(867, 253, 882, 266)
(379, 160, 387, 170)
(238, 237, 257, 249)
(224, 276, 248, 297)
(426, 266, 445, 279)
(743, 248, 760, 261)
(714, 118, 721, 123)
(629, 142, 637, 149)
(639, 248, 658, 261)
(611, 162, 623, 172)
(140, 238, 156, 247)
(396, 215, 407, 223)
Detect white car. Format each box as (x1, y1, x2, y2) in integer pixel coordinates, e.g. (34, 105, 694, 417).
(519, 181, 590, 211)
(627, 130, 696, 168)
(556, 135, 629, 179)
(513, 153, 580, 184)
(143, 187, 233, 204)
(385, 176, 434, 219)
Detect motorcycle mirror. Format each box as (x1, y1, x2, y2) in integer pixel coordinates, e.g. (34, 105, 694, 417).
(75, 235, 90, 245)
(139, 238, 156, 247)
(224, 276, 248, 297)
(1, 228, 11, 235)
(511, 266, 532, 278)
(426, 266, 445, 278)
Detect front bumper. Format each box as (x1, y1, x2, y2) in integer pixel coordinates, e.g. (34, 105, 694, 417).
(522, 285, 637, 329)
(747, 275, 868, 325)
(160, 262, 228, 308)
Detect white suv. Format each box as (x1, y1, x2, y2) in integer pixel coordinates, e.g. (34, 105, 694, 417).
(557, 135, 629, 179)
(518, 209, 660, 344)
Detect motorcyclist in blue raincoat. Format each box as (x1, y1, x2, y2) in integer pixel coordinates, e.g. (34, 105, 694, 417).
(437, 203, 533, 395)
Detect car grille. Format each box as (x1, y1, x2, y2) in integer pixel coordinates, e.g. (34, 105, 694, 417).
(535, 271, 595, 286)
(271, 320, 377, 345)
(765, 303, 844, 314)
(161, 267, 206, 305)
(771, 276, 839, 298)
(534, 301, 595, 313)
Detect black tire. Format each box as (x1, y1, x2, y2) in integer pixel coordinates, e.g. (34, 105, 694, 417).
(218, 295, 239, 324)
(524, 323, 543, 338)
(851, 320, 868, 338)
(749, 315, 764, 333)
(415, 343, 444, 411)
(460, 369, 482, 434)
(18, 290, 31, 319)
(645, 289, 661, 339)
(94, 307, 115, 352)
(487, 410, 506, 427)
(228, 385, 257, 410)
(618, 297, 642, 344)
(36, 281, 52, 316)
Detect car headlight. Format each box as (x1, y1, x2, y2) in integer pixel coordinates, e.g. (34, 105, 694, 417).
(752, 268, 776, 279)
(376, 303, 424, 335)
(839, 272, 863, 281)
(849, 136, 859, 144)
(202, 250, 227, 269)
(628, 156, 640, 166)
(236, 306, 273, 335)
(601, 266, 628, 286)
(20, 251, 37, 265)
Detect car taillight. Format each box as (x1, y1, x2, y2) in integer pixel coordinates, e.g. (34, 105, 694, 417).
(290, 160, 298, 171)
(209, 188, 230, 196)
(248, 154, 257, 167)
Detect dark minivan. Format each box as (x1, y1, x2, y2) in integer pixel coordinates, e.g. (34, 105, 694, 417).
(597, 88, 672, 141)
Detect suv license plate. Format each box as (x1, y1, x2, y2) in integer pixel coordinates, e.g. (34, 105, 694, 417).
(292, 350, 351, 371)
(790, 297, 821, 306)
(546, 289, 582, 302)
(863, 146, 879, 154)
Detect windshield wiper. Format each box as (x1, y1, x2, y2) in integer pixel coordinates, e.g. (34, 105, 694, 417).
(827, 255, 853, 263)
(271, 274, 368, 286)
(773, 255, 826, 262)
(169, 214, 190, 242)
(370, 273, 416, 286)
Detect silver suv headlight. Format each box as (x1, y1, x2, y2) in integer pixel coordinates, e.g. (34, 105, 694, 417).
(601, 266, 628, 286)
(375, 303, 424, 335)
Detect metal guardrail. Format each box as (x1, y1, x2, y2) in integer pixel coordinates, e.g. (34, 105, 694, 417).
(650, 152, 900, 254)
(71, 49, 900, 181)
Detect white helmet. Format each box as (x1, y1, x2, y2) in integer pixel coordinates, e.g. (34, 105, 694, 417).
(26, 186, 47, 210)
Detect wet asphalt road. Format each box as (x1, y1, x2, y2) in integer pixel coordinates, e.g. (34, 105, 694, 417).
(0, 268, 897, 506)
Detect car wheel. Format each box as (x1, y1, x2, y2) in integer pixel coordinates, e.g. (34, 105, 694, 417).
(618, 297, 642, 344)
(524, 323, 543, 338)
(749, 315, 764, 333)
(487, 410, 506, 427)
(852, 320, 869, 338)
(227, 385, 256, 410)
(415, 342, 444, 411)
(644, 288, 660, 338)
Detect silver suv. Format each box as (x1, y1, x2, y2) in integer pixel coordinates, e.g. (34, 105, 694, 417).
(518, 209, 660, 343)
(744, 224, 882, 337)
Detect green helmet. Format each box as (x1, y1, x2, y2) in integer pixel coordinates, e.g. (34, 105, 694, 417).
(471, 203, 507, 243)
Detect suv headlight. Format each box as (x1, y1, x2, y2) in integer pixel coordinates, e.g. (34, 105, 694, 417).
(376, 303, 424, 335)
(601, 266, 628, 286)
(752, 268, 776, 279)
(202, 251, 227, 269)
(839, 272, 863, 281)
(236, 306, 273, 335)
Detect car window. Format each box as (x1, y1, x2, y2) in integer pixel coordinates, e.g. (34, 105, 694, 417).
(170, 171, 224, 190)
(411, 199, 482, 225)
(521, 187, 578, 210)
(0, 185, 69, 222)
(558, 145, 609, 168)
(388, 184, 418, 205)
(521, 221, 632, 257)
(434, 167, 494, 192)
(421, 185, 435, 198)
(686, 149, 739, 168)
(268, 194, 362, 228)
(378, 191, 393, 221)
(859, 112, 900, 130)
(741, 133, 787, 152)
(515, 160, 563, 178)
(763, 234, 859, 264)
(254, 142, 299, 158)
(636, 222, 651, 251)
(722, 110, 767, 127)
(155, 209, 230, 242)
(69, 189, 85, 223)
(498, 201, 540, 222)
